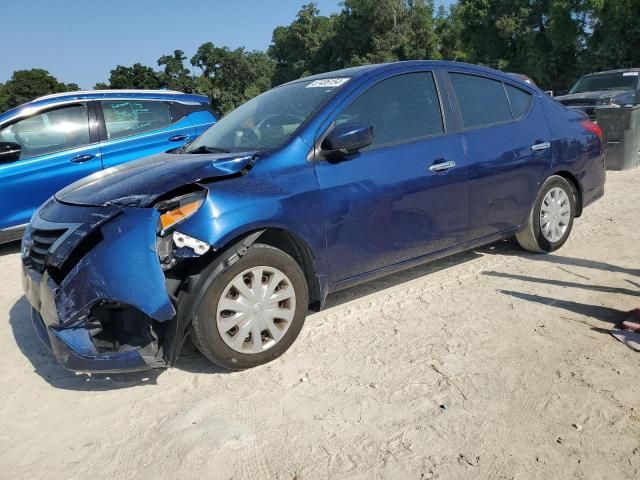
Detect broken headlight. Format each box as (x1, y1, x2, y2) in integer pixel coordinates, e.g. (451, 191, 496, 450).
(155, 191, 206, 236)
(155, 190, 210, 267)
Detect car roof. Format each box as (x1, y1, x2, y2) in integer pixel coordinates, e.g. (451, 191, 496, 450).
(0, 89, 210, 124)
(582, 68, 640, 76)
(282, 60, 534, 90)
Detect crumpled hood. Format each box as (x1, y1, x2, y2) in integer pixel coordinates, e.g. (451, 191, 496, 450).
(556, 89, 632, 104)
(55, 151, 258, 207)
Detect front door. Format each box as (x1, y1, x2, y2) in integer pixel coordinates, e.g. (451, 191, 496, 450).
(0, 102, 102, 230)
(314, 71, 468, 284)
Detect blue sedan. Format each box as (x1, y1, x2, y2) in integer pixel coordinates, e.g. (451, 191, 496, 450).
(21, 61, 605, 373)
(0, 89, 217, 243)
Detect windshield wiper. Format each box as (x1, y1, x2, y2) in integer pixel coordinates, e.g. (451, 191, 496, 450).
(187, 145, 232, 154)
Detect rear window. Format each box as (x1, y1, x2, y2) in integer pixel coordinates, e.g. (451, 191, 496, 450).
(450, 73, 512, 129)
(505, 84, 533, 119)
(101, 101, 173, 140)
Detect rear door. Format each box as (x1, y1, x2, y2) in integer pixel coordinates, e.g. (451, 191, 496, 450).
(314, 69, 468, 284)
(446, 71, 553, 241)
(97, 99, 196, 170)
(0, 102, 102, 230)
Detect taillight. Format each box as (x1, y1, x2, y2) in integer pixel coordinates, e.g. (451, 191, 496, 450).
(581, 120, 603, 141)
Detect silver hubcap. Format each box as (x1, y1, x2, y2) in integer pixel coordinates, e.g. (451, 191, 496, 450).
(216, 266, 296, 354)
(540, 187, 571, 243)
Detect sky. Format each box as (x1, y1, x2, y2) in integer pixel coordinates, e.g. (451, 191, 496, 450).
(2, 0, 454, 89)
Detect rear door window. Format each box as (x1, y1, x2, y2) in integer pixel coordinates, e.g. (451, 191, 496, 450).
(505, 84, 534, 120)
(101, 100, 173, 140)
(335, 72, 444, 148)
(450, 73, 512, 129)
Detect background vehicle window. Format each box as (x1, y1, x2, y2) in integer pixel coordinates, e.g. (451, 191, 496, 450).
(505, 84, 533, 119)
(101, 101, 172, 140)
(0, 104, 90, 160)
(570, 72, 639, 93)
(450, 73, 512, 129)
(336, 72, 443, 148)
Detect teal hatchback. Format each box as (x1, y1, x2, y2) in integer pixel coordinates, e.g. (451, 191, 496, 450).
(0, 89, 216, 243)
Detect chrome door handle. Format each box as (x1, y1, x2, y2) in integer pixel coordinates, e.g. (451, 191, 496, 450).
(169, 134, 189, 142)
(70, 154, 95, 163)
(429, 160, 456, 173)
(531, 142, 551, 152)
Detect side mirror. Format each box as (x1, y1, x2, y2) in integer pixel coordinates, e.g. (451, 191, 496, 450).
(322, 123, 373, 157)
(556, 89, 569, 97)
(0, 142, 21, 163)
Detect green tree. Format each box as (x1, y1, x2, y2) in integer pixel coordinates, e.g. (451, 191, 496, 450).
(327, 0, 440, 68)
(587, 0, 640, 71)
(435, 3, 468, 61)
(158, 49, 196, 92)
(191, 43, 274, 114)
(268, 3, 336, 85)
(0, 69, 78, 112)
(454, 0, 589, 90)
(96, 63, 163, 89)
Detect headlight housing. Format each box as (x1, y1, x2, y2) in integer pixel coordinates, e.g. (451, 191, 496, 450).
(155, 190, 206, 235)
(595, 98, 621, 107)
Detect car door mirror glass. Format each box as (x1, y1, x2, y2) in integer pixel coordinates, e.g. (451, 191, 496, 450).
(0, 142, 21, 163)
(322, 123, 373, 157)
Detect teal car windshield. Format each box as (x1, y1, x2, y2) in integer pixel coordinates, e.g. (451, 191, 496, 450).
(187, 78, 350, 152)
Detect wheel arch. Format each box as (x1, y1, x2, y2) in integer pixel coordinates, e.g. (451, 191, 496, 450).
(551, 170, 583, 217)
(190, 226, 326, 312)
(257, 228, 324, 312)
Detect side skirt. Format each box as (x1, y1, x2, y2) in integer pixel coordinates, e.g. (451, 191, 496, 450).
(332, 228, 519, 294)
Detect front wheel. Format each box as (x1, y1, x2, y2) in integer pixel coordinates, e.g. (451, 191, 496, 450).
(515, 175, 576, 253)
(190, 244, 309, 370)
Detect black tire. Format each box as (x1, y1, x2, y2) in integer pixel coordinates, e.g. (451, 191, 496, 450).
(190, 243, 309, 370)
(515, 175, 576, 253)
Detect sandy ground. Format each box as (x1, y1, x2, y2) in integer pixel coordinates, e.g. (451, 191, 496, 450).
(0, 170, 639, 480)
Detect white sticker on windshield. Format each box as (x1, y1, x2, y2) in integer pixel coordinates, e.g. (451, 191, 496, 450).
(623, 72, 639, 76)
(306, 78, 350, 88)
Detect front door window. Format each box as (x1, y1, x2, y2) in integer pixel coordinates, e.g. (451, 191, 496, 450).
(0, 104, 90, 160)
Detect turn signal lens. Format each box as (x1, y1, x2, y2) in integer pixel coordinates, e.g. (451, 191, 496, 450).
(159, 196, 205, 231)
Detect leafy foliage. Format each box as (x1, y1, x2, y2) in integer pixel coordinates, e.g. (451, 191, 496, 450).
(2, 1, 639, 115)
(191, 43, 274, 114)
(158, 50, 196, 93)
(268, 3, 336, 84)
(586, 0, 640, 70)
(0, 69, 78, 112)
(95, 63, 163, 90)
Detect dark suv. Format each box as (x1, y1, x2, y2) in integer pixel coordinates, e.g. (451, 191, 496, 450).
(556, 68, 640, 119)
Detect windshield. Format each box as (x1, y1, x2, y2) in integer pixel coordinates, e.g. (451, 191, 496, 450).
(570, 72, 639, 94)
(187, 77, 350, 153)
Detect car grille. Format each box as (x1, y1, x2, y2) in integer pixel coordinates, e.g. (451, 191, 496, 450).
(562, 100, 593, 107)
(28, 228, 67, 273)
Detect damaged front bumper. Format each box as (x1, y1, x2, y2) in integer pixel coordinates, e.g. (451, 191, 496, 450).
(21, 201, 180, 373)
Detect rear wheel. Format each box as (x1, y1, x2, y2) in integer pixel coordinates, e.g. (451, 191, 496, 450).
(190, 244, 308, 370)
(515, 175, 576, 253)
